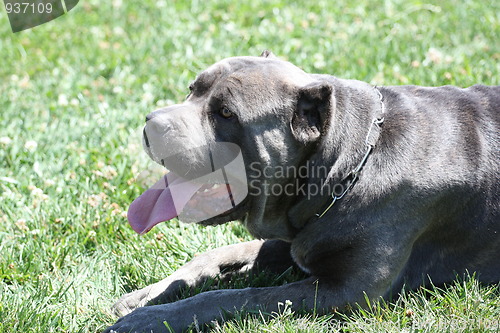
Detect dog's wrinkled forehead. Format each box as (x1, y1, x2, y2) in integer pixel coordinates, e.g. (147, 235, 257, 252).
(188, 57, 314, 123)
(192, 56, 311, 95)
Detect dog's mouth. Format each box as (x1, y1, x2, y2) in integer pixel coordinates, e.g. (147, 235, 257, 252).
(127, 169, 248, 234)
(128, 140, 249, 234)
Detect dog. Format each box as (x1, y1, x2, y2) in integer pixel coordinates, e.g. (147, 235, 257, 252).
(104, 51, 499, 332)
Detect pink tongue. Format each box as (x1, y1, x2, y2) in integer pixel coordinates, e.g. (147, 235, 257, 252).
(127, 173, 201, 234)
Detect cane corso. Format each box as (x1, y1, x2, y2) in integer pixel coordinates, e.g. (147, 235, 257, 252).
(105, 51, 499, 332)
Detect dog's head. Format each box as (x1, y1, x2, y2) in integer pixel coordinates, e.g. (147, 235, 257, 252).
(128, 52, 334, 240)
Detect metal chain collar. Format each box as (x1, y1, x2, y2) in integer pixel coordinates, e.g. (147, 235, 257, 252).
(316, 86, 386, 218)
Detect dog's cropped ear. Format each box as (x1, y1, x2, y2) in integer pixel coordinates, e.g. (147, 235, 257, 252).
(291, 82, 333, 144)
(260, 50, 277, 59)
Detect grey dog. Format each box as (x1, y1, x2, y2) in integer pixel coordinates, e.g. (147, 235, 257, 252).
(104, 51, 499, 332)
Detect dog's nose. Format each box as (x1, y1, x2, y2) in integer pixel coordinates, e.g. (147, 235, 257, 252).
(143, 110, 175, 150)
(145, 112, 159, 122)
(144, 105, 191, 138)
(145, 108, 167, 123)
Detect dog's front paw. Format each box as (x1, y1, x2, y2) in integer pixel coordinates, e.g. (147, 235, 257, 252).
(104, 304, 183, 333)
(112, 278, 191, 317)
(111, 287, 154, 317)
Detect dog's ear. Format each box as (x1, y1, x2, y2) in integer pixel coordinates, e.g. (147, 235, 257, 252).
(260, 50, 277, 59)
(291, 82, 333, 144)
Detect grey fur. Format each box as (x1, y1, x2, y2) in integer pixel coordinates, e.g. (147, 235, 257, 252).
(104, 53, 499, 333)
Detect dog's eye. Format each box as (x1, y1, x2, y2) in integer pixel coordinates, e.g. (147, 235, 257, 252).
(220, 107, 234, 119)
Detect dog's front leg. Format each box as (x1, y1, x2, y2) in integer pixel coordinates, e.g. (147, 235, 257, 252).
(104, 276, 339, 333)
(112, 239, 294, 316)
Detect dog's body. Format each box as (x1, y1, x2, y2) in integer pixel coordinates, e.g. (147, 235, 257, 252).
(105, 52, 499, 333)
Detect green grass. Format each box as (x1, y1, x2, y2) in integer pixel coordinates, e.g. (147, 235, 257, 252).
(0, 0, 499, 332)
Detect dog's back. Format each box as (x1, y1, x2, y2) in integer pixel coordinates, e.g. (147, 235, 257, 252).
(378, 84, 500, 292)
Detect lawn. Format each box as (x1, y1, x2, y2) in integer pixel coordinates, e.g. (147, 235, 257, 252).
(0, 0, 499, 332)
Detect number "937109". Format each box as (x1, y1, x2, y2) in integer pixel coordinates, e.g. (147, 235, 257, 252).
(5, 2, 53, 14)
